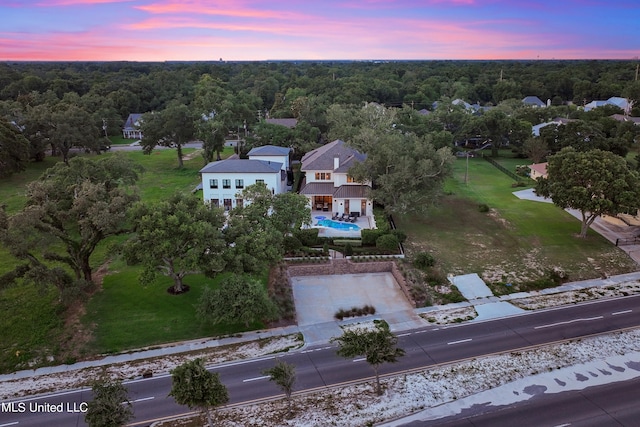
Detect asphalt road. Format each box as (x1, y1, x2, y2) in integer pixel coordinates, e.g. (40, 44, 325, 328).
(414, 376, 640, 426)
(2, 294, 640, 427)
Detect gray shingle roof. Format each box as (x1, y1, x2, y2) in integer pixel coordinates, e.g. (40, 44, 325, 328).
(301, 139, 366, 172)
(199, 159, 282, 174)
(247, 145, 291, 156)
(123, 113, 143, 130)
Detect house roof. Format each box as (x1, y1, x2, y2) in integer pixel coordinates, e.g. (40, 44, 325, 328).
(301, 139, 366, 172)
(529, 162, 548, 176)
(299, 182, 336, 196)
(199, 159, 282, 174)
(333, 185, 371, 199)
(247, 145, 291, 156)
(265, 118, 298, 128)
(610, 114, 640, 124)
(123, 113, 143, 130)
(522, 96, 546, 107)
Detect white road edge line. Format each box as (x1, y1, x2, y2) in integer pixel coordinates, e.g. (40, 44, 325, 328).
(534, 316, 603, 329)
(131, 397, 155, 403)
(0, 422, 19, 427)
(612, 310, 632, 316)
(242, 375, 270, 383)
(397, 333, 411, 337)
(353, 358, 366, 362)
(447, 338, 472, 345)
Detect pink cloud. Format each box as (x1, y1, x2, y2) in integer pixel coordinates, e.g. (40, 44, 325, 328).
(134, 0, 309, 20)
(35, 0, 135, 5)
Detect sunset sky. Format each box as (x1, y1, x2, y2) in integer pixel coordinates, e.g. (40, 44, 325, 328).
(0, 0, 638, 61)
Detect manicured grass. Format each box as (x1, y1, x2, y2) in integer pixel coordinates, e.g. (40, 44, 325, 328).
(398, 155, 638, 286)
(0, 157, 60, 214)
(0, 284, 62, 373)
(108, 135, 138, 145)
(83, 266, 264, 354)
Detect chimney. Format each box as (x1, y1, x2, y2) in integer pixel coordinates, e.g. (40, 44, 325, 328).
(333, 156, 340, 170)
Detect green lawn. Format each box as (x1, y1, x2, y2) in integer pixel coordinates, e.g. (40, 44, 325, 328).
(398, 155, 638, 288)
(83, 266, 263, 354)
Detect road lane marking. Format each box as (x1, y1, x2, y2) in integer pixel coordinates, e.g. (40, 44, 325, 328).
(0, 422, 19, 427)
(534, 316, 603, 329)
(242, 375, 270, 383)
(397, 333, 411, 337)
(131, 397, 155, 403)
(353, 358, 366, 362)
(612, 310, 632, 316)
(447, 338, 472, 345)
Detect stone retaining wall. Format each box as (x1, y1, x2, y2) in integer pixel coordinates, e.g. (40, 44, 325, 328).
(286, 259, 415, 307)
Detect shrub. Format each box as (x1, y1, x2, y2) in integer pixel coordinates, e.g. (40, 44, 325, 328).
(333, 239, 362, 247)
(391, 229, 407, 244)
(413, 252, 435, 269)
(362, 229, 384, 246)
(293, 228, 319, 246)
(478, 203, 490, 213)
(376, 234, 399, 252)
(344, 243, 354, 256)
(283, 235, 302, 253)
(322, 242, 329, 254)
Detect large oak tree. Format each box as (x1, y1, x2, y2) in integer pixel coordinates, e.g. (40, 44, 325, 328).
(536, 147, 640, 238)
(124, 192, 226, 294)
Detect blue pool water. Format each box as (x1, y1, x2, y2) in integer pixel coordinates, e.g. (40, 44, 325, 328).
(317, 219, 361, 230)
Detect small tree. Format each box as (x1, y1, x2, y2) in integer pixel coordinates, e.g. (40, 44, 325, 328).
(262, 359, 296, 416)
(197, 274, 279, 327)
(85, 378, 133, 427)
(330, 319, 405, 395)
(169, 358, 229, 427)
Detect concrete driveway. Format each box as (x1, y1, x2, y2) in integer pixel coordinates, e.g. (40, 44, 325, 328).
(290, 272, 425, 343)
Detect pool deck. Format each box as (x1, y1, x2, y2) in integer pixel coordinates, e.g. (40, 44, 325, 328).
(309, 210, 375, 238)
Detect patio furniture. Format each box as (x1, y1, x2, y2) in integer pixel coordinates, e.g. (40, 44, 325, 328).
(332, 212, 340, 220)
(340, 213, 349, 221)
(323, 203, 329, 212)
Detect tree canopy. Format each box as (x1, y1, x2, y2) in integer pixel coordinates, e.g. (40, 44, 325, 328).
(196, 273, 278, 327)
(0, 154, 141, 301)
(330, 319, 405, 395)
(85, 378, 133, 427)
(536, 147, 640, 238)
(169, 358, 229, 427)
(0, 119, 30, 177)
(124, 192, 226, 294)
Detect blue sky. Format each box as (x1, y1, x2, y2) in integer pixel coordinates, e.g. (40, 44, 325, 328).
(0, 0, 638, 61)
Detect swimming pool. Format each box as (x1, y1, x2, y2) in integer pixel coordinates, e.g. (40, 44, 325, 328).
(317, 218, 361, 230)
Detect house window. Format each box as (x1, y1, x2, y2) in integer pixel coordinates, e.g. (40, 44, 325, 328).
(256, 179, 265, 185)
(211, 199, 219, 207)
(347, 175, 356, 183)
(315, 172, 331, 180)
(223, 199, 232, 211)
(236, 198, 243, 208)
(222, 179, 231, 189)
(209, 179, 218, 189)
(235, 179, 244, 189)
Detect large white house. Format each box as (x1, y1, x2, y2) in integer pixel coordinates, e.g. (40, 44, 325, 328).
(199, 145, 290, 210)
(299, 139, 373, 217)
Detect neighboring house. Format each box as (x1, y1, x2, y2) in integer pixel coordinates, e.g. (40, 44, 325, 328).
(122, 113, 143, 139)
(532, 117, 574, 136)
(199, 145, 289, 210)
(529, 162, 548, 180)
(299, 139, 373, 217)
(265, 118, 298, 129)
(584, 97, 630, 113)
(609, 114, 640, 125)
(246, 145, 290, 171)
(522, 96, 547, 108)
